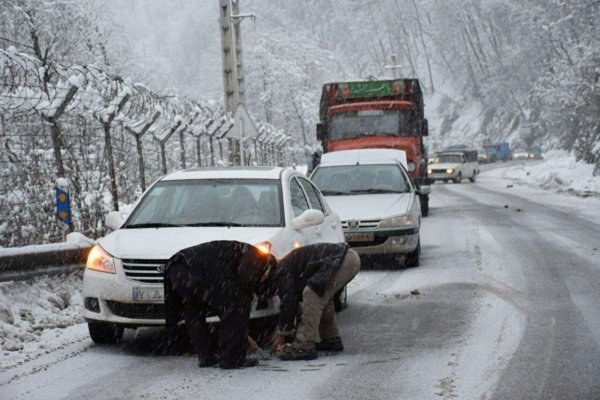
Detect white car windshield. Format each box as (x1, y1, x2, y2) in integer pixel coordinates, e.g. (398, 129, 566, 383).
(435, 154, 463, 163)
(124, 179, 283, 228)
(311, 164, 410, 195)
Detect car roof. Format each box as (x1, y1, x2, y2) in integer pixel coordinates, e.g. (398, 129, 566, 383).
(319, 149, 408, 168)
(160, 166, 287, 181)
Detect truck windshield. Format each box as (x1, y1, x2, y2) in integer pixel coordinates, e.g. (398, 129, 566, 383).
(329, 109, 417, 140)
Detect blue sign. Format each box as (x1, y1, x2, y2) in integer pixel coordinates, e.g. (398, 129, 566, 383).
(56, 187, 70, 225)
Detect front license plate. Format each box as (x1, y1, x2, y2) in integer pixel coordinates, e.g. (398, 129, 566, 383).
(132, 287, 164, 302)
(345, 232, 374, 242)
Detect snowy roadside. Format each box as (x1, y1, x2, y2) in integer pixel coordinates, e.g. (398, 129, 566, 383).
(1, 152, 599, 371)
(0, 271, 87, 370)
(484, 150, 600, 197)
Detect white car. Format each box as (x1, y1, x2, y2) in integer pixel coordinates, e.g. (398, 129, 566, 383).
(310, 149, 425, 267)
(512, 149, 530, 160)
(427, 151, 479, 183)
(83, 166, 344, 343)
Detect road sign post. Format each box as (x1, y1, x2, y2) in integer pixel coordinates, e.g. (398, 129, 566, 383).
(224, 103, 258, 165)
(56, 178, 71, 239)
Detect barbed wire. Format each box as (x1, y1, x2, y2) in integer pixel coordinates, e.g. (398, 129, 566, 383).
(0, 47, 291, 247)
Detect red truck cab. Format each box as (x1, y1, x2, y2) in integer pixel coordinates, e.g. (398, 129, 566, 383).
(316, 79, 430, 216)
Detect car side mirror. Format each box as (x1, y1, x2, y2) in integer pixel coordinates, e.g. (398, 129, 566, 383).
(421, 119, 429, 137)
(316, 123, 326, 142)
(105, 211, 126, 230)
(293, 209, 325, 230)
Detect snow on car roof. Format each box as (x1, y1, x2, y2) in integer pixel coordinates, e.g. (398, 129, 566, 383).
(319, 149, 408, 168)
(161, 166, 286, 181)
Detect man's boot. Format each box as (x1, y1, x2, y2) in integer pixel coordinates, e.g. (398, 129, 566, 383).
(315, 336, 344, 352)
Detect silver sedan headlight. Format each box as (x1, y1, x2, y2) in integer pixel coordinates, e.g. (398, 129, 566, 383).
(379, 215, 415, 228)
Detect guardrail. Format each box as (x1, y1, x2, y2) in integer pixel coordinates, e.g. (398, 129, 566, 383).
(0, 245, 92, 282)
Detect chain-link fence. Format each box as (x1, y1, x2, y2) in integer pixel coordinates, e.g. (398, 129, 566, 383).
(0, 49, 290, 246)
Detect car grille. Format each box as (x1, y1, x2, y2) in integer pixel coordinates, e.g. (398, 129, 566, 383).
(342, 219, 380, 230)
(346, 237, 389, 247)
(106, 301, 165, 319)
(122, 259, 167, 284)
(430, 169, 447, 174)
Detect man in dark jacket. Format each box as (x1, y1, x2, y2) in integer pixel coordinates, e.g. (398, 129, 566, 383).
(272, 242, 360, 360)
(164, 240, 276, 369)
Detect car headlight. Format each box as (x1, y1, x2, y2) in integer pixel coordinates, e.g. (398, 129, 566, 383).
(379, 215, 414, 228)
(254, 241, 272, 255)
(86, 245, 116, 274)
(446, 168, 455, 174)
(407, 162, 416, 172)
(427, 168, 433, 175)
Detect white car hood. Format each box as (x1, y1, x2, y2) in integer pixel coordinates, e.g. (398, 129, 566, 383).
(430, 162, 460, 169)
(324, 193, 411, 221)
(98, 227, 282, 260)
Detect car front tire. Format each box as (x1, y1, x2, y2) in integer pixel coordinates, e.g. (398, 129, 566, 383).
(334, 286, 348, 312)
(453, 172, 462, 184)
(88, 321, 124, 344)
(405, 240, 420, 268)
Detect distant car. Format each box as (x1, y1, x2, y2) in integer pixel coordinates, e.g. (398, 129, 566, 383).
(427, 151, 479, 183)
(512, 149, 530, 160)
(477, 150, 488, 163)
(82, 166, 345, 343)
(527, 146, 544, 160)
(310, 149, 425, 267)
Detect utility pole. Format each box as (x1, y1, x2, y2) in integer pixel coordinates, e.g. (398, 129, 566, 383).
(219, 0, 255, 165)
(219, 0, 255, 113)
(384, 54, 403, 79)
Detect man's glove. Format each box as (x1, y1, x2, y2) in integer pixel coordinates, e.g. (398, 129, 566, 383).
(247, 335, 259, 353)
(270, 331, 293, 354)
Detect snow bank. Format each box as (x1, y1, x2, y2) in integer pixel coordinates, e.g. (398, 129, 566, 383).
(487, 150, 600, 196)
(0, 271, 84, 366)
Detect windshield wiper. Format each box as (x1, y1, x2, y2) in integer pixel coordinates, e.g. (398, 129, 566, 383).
(350, 188, 408, 194)
(321, 190, 350, 196)
(124, 223, 182, 229)
(184, 222, 245, 227)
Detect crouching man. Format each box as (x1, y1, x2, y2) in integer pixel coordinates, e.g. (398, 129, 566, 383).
(164, 240, 276, 369)
(273, 242, 360, 360)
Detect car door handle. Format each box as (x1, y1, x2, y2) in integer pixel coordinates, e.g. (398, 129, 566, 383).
(315, 226, 322, 235)
(330, 221, 337, 228)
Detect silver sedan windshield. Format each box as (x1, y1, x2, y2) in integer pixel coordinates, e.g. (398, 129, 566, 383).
(311, 164, 410, 195)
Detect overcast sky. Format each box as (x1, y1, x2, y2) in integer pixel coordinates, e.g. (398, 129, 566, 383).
(100, 0, 224, 101)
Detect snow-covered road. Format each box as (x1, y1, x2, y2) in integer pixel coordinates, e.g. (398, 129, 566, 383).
(1, 160, 600, 400)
